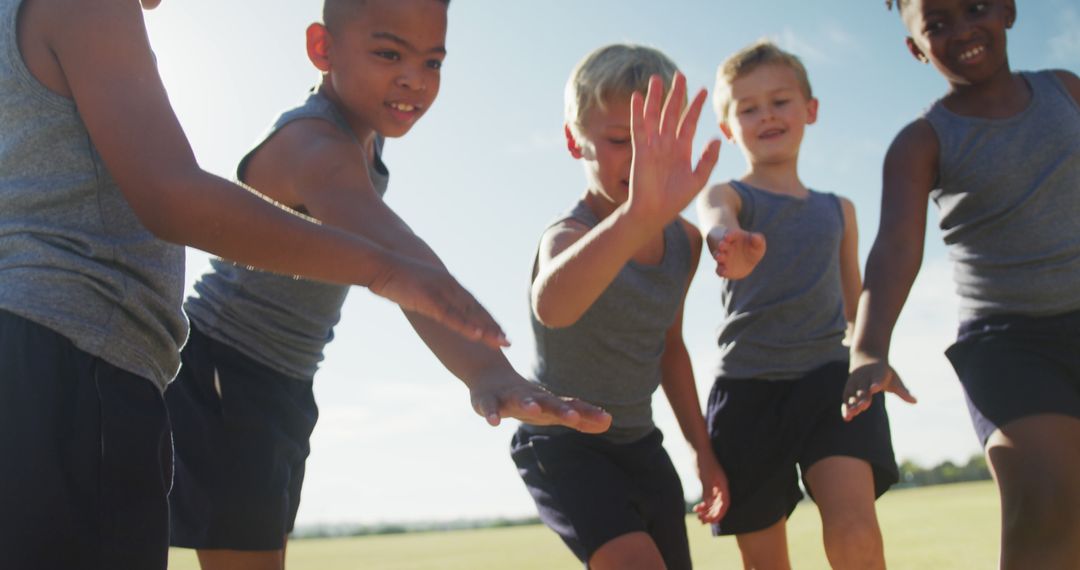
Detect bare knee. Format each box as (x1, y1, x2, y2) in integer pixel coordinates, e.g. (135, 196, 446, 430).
(820, 514, 884, 570)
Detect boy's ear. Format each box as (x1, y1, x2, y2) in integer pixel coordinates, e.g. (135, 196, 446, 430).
(905, 37, 929, 64)
(1003, 0, 1016, 28)
(805, 97, 819, 125)
(564, 124, 585, 160)
(306, 23, 332, 72)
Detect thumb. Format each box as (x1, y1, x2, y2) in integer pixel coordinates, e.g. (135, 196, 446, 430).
(889, 373, 918, 404)
(472, 393, 503, 426)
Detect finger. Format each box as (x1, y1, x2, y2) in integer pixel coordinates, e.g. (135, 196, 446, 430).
(660, 72, 687, 138)
(472, 393, 503, 427)
(692, 138, 722, 189)
(630, 90, 646, 151)
(890, 375, 918, 404)
(676, 87, 709, 145)
(642, 75, 663, 136)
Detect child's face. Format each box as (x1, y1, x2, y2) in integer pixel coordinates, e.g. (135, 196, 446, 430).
(321, 0, 448, 139)
(720, 64, 817, 167)
(901, 0, 1015, 87)
(567, 97, 634, 206)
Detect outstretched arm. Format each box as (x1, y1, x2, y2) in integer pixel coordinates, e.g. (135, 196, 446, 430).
(695, 183, 766, 280)
(838, 197, 862, 344)
(842, 120, 937, 421)
(531, 73, 721, 328)
(245, 119, 610, 434)
(19, 0, 503, 345)
(660, 223, 729, 524)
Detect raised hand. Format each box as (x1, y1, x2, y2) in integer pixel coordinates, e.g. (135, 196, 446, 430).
(842, 354, 917, 421)
(468, 373, 612, 434)
(370, 255, 509, 350)
(707, 226, 766, 279)
(627, 73, 721, 225)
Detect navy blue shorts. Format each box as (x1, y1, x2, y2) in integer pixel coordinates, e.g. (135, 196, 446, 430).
(706, 360, 898, 536)
(167, 324, 318, 550)
(0, 310, 173, 570)
(510, 428, 691, 569)
(945, 309, 1080, 446)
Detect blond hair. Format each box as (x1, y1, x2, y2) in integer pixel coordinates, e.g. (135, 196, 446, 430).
(713, 40, 812, 125)
(564, 44, 679, 139)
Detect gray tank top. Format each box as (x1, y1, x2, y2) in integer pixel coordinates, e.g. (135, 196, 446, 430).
(715, 181, 849, 381)
(184, 90, 389, 381)
(924, 70, 1080, 320)
(524, 201, 693, 444)
(0, 0, 187, 389)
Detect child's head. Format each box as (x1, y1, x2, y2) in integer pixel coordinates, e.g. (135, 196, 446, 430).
(307, 0, 451, 140)
(712, 40, 817, 167)
(563, 44, 679, 205)
(888, 0, 1015, 88)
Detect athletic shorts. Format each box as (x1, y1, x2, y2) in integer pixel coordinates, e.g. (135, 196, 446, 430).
(167, 324, 318, 550)
(510, 428, 691, 570)
(0, 310, 173, 570)
(945, 309, 1080, 446)
(706, 360, 898, 536)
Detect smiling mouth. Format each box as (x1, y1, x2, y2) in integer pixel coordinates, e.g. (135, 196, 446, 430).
(387, 102, 421, 114)
(958, 45, 986, 62)
(760, 128, 785, 139)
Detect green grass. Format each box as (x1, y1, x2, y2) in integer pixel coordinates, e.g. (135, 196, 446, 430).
(168, 480, 999, 569)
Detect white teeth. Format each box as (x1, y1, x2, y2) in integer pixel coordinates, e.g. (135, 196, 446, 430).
(389, 102, 416, 112)
(959, 46, 985, 61)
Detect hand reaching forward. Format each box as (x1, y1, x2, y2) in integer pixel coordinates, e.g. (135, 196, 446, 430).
(627, 73, 722, 225)
(469, 373, 612, 434)
(842, 355, 917, 421)
(707, 227, 766, 279)
(369, 255, 510, 350)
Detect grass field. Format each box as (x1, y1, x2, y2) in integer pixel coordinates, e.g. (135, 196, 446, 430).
(168, 480, 999, 569)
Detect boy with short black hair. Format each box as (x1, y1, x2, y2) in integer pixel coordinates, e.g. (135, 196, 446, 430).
(165, 2, 611, 569)
(846, 1, 1080, 566)
(697, 39, 898, 569)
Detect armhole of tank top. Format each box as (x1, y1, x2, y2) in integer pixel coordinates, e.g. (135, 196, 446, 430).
(1041, 70, 1080, 114)
(4, 3, 77, 112)
(730, 181, 754, 229)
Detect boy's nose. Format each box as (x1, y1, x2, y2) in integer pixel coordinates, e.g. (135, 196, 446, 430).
(396, 69, 426, 91)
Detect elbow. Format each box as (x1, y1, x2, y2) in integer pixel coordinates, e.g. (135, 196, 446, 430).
(531, 294, 578, 329)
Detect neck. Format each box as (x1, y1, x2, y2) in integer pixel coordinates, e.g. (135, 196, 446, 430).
(582, 189, 620, 221)
(317, 80, 378, 148)
(741, 161, 807, 197)
(945, 65, 1029, 119)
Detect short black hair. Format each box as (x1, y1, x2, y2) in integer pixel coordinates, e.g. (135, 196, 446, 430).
(323, 0, 450, 33)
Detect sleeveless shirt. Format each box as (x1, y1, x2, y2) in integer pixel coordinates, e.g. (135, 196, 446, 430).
(0, 0, 187, 389)
(184, 90, 389, 381)
(924, 70, 1080, 320)
(714, 181, 849, 380)
(525, 201, 693, 444)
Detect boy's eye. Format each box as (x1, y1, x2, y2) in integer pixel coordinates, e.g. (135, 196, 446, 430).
(426, 59, 443, 70)
(970, 2, 988, 14)
(924, 20, 946, 34)
(374, 50, 401, 61)
(607, 138, 630, 145)
(774, 99, 789, 107)
(740, 106, 757, 115)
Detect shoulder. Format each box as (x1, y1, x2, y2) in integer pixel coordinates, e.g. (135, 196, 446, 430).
(1048, 69, 1080, 107)
(886, 118, 940, 170)
(711, 181, 743, 209)
(834, 195, 858, 231)
(537, 216, 590, 256)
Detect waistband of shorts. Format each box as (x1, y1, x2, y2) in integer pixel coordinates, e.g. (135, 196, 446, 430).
(957, 308, 1080, 341)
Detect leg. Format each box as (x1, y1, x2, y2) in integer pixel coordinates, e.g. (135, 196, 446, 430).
(588, 532, 666, 570)
(804, 456, 885, 570)
(734, 519, 790, 570)
(986, 414, 1080, 569)
(196, 548, 285, 570)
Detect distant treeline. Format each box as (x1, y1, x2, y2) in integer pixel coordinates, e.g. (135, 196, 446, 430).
(897, 453, 992, 488)
(294, 455, 992, 540)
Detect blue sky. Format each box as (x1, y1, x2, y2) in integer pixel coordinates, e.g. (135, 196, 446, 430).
(145, 1, 1079, 526)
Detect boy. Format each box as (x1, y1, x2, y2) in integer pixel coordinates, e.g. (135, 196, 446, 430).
(511, 44, 726, 570)
(166, 2, 612, 568)
(696, 40, 898, 569)
(0, 0, 608, 568)
(844, 1, 1080, 566)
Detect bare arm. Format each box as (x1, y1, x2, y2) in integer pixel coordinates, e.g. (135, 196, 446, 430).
(532, 74, 720, 328)
(1053, 69, 1080, 107)
(245, 120, 611, 433)
(841, 119, 937, 420)
(837, 196, 862, 339)
(659, 222, 729, 523)
(18, 0, 502, 343)
(695, 183, 765, 280)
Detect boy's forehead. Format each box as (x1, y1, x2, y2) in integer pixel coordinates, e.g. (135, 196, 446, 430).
(731, 64, 802, 96)
(336, 0, 448, 38)
(585, 96, 633, 127)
